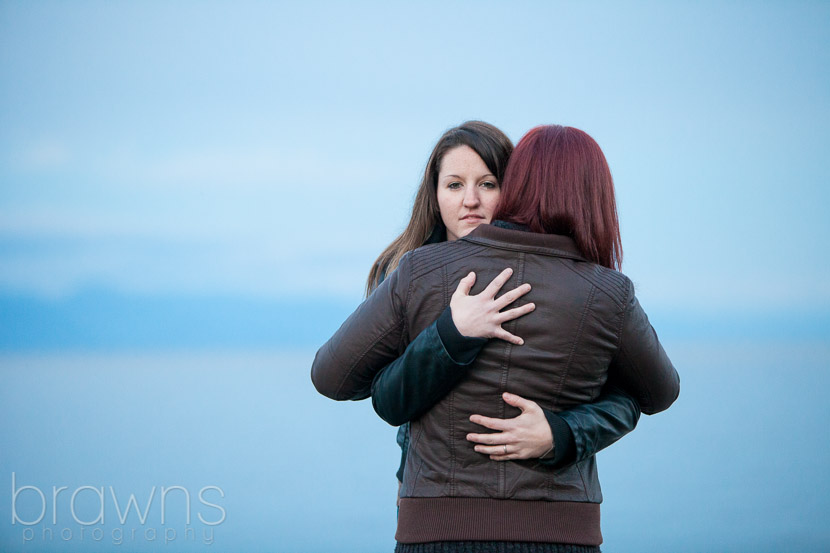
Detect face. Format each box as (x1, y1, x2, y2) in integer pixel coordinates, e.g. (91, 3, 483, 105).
(436, 145, 501, 242)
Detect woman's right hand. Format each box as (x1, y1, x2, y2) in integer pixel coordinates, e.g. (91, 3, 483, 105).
(450, 268, 535, 345)
(467, 392, 554, 460)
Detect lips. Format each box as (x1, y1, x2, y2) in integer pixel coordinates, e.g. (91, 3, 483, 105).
(460, 214, 485, 222)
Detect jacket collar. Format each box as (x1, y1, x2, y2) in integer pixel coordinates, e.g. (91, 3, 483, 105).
(461, 221, 587, 262)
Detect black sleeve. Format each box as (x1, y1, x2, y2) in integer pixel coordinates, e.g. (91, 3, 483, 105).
(540, 384, 641, 469)
(371, 306, 486, 426)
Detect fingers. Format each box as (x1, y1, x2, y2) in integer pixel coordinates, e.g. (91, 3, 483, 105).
(473, 443, 512, 455)
(469, 414, 510, 431)
(452, 272, 476, 298)
(493, 328, 524, 346)
(471, 443, 531, 461)
(482, 268, 514, 298)
(487, 454, 519, 461)
(466, 432, 505, 445)
(468, 397, 545, 461)
(501, 392, 537, 412)
(489, 449, 535, 461)
(496, 302, 536, 324)
(493, 282, 532, 310)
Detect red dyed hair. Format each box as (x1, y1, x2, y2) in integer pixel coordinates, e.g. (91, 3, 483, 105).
(493, 125, 622, 270)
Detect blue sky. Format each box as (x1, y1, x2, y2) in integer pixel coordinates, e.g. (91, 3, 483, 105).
(1, 1, 828, 312)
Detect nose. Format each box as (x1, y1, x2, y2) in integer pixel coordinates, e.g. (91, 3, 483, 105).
(462, 185, 480, 208)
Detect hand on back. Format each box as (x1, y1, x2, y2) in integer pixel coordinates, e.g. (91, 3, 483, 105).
(450, 268, 535, 345)
(467, 392, 554, 461)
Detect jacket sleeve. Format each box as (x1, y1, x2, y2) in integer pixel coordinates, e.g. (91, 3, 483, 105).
(610, 280, 680, 415)
(310, 256, 410, 401)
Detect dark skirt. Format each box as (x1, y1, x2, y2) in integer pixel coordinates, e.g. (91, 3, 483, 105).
(395, 542, 600, 553)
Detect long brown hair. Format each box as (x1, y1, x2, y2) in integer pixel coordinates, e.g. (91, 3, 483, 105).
(493, 125, 622, 270)
(366, 121, 513, 295)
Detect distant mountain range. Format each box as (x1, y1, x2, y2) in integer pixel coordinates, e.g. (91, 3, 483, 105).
(1, 288, 828, 351)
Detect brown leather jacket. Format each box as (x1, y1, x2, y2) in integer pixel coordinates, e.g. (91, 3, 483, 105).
(311, 223, 679, 545)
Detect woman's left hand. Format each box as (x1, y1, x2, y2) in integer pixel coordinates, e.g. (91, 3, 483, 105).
(466, 392, 553, 461)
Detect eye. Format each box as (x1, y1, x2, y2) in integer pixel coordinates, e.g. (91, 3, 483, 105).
(480, 180, 499, 190)
(447, 181, 463, 190)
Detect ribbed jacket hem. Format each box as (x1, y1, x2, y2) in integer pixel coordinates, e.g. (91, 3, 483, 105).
(396, 498, 602, 545)
(395, 542, 601, 553)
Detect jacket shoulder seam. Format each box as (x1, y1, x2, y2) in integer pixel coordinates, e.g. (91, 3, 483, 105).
(408, 243, 489, 281)
(556, 259, 629, 309)
(554, 285, 597, 410)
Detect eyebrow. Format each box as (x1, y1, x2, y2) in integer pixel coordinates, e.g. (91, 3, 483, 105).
(442, 173, 496, 180)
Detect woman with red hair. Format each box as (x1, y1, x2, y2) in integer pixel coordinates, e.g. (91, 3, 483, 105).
(313, 124, 679, 552)
(494, 125, 622, 270)
(365, 122, 641, 504)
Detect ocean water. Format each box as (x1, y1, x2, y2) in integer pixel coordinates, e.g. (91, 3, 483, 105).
(1, 340, 828, 552)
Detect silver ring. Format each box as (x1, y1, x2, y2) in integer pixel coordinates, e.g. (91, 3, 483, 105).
(503, 444, 508, 454)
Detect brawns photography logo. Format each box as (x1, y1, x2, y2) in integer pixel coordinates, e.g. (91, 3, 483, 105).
(9, 473, 226, 546)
